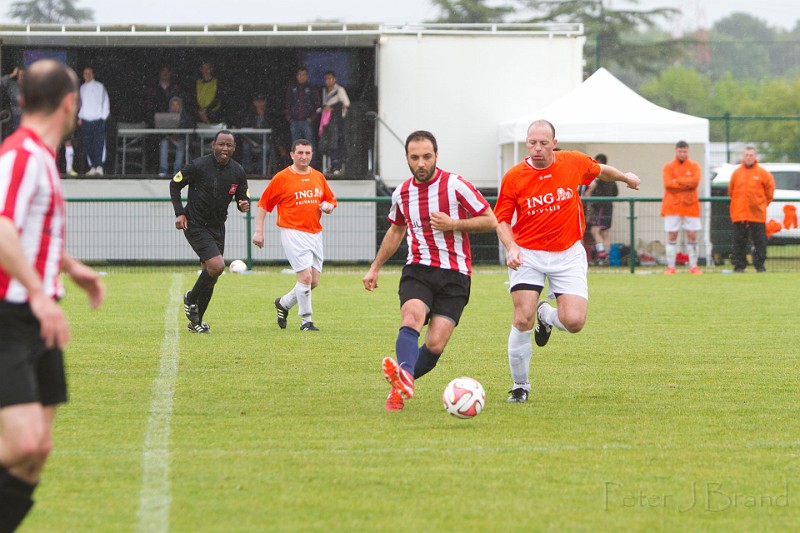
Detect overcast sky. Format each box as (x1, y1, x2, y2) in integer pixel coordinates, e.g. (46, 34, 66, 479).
(63, 0, 799, 31)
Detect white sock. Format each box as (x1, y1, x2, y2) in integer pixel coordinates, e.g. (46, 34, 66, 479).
(508, 326, 532, 391)
(540, 302, 566, 331)
(595, 243, 605, 253)
(65, 145, 74, 171)
(688, 242, 698, 268)
(280, 288, 297, 310)
(294, 282, 313, 323)
(666, 242, 677, 268)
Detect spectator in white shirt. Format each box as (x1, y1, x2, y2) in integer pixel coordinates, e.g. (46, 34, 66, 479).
(319, 71, 350, 174)
(77, 66, 110, 175)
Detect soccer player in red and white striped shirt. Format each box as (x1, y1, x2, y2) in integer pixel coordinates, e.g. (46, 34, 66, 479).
(363, 130, 497, 411)
(0, 60, 105, 532)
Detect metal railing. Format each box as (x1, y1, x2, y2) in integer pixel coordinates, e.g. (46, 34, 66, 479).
(64, 197, 800, 272)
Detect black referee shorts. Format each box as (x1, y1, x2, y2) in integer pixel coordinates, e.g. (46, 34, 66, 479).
(0, 301, 68, 408)
(184, 223, 225, 262)
(398, 263, 471, 325)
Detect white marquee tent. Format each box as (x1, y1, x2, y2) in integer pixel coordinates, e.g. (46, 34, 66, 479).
(497, 68, 712, 264)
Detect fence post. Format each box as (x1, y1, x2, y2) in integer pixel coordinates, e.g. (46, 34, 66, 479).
(245, 203, 253, 270)
(724, 112, 731, 163)
(629, 199, 636, 274)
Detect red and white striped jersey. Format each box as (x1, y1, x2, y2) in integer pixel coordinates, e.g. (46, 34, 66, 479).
(388, 168, 490, 276)
(0, 127, 66, 303)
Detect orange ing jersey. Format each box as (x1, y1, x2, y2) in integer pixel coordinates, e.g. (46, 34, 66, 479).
(257, 166, 337, 234)
(661, 158, 701, 217)
(495, 151, 600, 252)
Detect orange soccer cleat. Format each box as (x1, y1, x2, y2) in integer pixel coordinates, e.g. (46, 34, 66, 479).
(688, 265, 703, 275)
(664, 266, 677, 275)
(385, 388, 405, 411)
(382, 357, 414, 399)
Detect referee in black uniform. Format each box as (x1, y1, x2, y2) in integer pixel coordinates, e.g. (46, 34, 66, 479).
(170, 130, 249, 333)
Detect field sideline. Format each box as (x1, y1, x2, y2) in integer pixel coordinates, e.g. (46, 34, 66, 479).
(20, 268, 800, 532)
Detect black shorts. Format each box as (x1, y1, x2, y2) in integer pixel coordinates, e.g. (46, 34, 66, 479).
(589, 204, 613, 230)
(184, 223, 225, 262)
(398, 264, 471, 325)
(0, 301, 68, 407)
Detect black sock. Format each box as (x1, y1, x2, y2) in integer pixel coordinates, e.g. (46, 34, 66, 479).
(413, 344, 442, 379)
(197, 280, 217, 321)
(0, 465, 36, 533)
(190, 270, 217, 321)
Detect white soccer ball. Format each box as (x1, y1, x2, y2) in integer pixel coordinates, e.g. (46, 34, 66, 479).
(229, 259, 247, 274)
(442, 377, 486, 419)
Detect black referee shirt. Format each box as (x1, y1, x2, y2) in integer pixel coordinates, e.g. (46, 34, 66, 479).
(170, 154, 249, 227)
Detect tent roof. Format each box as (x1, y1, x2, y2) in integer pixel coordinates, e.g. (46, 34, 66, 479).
(498, 68, 709, 145)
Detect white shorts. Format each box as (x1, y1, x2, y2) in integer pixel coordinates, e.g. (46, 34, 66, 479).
(280, 228, 324, 273)
(663, 215, 701, 233)
(508, 240, 588, 300)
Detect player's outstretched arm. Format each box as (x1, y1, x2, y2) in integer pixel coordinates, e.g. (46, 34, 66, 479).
(363, 223, 406, 291)
(598, 164, 640, 190)
(62, 254, 105, 309)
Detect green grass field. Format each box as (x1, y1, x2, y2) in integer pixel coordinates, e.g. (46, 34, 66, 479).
(19, 268, 800, 532)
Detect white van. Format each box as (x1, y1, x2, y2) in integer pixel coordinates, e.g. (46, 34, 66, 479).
(711, 163, 800, 239)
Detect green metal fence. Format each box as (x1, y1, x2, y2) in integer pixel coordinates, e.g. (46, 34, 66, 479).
(65, 197, 800, 272)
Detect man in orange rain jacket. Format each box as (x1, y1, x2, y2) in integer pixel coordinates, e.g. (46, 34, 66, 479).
(728, 146, 775, 272)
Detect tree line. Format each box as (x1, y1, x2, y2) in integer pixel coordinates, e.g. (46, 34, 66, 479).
(8, 0, 800, 160)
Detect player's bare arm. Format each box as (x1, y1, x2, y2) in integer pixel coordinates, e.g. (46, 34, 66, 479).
(496, 221, 523, 270)
(252, 207, 268, 248)
(598, 164, 640, 190)
(62, 253, 105, 309)
(430, 208, 497, 233)
(363, 223, 406, 291)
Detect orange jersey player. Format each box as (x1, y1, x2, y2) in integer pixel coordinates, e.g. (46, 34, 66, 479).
(494, 119, 640, 403)
(253, 139, 336, 331)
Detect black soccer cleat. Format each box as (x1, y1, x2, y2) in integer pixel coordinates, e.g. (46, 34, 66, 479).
(300, 321, 320, 331)
(274, 298, 289, 329)
(534, 300, 552, 347)
(187, 321, 210, 334)
(184, 290, 200, 325)
(506, 388, 528, 403)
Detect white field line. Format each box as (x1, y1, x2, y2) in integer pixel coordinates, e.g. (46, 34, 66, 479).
(137, 274, 182, 533)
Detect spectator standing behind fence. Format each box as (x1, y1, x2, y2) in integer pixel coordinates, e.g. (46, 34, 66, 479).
(319, 71, 350, 175)
(252, 139, 336, 332)
(729, 145, 775, 273)
(583, 153, 618, 264)
(0, 59, 105, 533)
(147, 65, 182, 120)
(660, 140, 703, 274)
(171, 130, 249, 333)
(1, 66, 24, 133)
(195, 62, 223, 125)
(159, 96, 194, 177)
(285, 67, 320, 147)
(77, 66, 109, 176)
(495, 120, 640, 404)
(239, 93, 271, 175)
